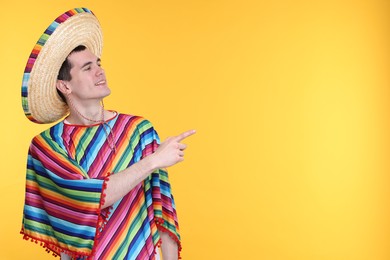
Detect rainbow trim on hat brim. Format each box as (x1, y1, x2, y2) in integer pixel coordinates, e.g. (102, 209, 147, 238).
(21, 7, 94, 123)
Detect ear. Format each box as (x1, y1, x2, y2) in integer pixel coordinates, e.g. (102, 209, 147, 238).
(56, 80, 71, 95)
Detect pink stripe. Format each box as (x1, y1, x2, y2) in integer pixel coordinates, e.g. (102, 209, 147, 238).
(95, 184, 143, 257)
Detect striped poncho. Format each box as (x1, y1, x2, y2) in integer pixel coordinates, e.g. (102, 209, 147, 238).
(21, 113, 181, 259)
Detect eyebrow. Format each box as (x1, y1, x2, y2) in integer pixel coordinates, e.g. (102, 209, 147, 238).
(80, 58, 101, 69)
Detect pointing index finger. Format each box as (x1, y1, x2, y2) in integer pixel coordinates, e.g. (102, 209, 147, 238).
(175, 129, 196, 142)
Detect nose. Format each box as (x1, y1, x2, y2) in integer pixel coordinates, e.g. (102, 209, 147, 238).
(96, 65, 104, 76)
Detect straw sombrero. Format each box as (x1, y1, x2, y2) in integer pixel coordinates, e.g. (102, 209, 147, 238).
(21, 7, 103, 124)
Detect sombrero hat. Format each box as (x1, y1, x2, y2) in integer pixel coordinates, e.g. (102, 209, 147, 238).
(21, 7, 103, 124)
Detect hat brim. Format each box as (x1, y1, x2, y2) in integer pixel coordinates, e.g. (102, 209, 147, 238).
(21, 8, 103, 124)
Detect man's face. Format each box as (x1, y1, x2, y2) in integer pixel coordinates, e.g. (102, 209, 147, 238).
(66, 49, 110, 102)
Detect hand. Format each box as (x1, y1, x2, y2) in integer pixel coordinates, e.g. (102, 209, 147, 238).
(150, 129, 196, 170)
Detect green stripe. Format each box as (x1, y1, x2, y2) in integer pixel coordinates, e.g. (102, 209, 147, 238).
(77, 127, 99, 161)
(113, 126, 141, 172)
(33, 174, 101, 203)
(137, 120, 152, 133)
(40, 131, 90, 179)
(24, 219, 93, 249)
(114, 199, 150, 259)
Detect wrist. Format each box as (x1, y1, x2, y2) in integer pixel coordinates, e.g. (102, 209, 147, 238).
(141, 154, 159, 173)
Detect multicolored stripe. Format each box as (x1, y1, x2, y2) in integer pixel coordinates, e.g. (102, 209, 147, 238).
(21, 114, 181, 259)
(21, 8, 94, 122)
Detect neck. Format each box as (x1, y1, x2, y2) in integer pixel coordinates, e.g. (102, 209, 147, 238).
(66, 98, 106, 125)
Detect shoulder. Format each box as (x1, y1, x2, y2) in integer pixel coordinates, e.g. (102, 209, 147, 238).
(28, 122, 65, 155)
(115, 114, 159, 144)
(31, 121, 64, 143)
(116, 113, 154, 130)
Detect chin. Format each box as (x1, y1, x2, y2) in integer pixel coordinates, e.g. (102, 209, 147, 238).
(102, 88, 111, 97)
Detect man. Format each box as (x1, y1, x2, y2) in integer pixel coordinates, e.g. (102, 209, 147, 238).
(20, 8, 194, 259)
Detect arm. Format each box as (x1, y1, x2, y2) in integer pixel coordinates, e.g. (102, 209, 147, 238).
(101, 129, 196, 209)
(160, 231, 179, 260)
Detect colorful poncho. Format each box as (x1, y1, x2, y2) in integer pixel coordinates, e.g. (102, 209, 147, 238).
(21, 113, 181, 259)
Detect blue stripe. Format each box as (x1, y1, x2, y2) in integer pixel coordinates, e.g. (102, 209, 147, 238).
(24, 205, 50, 223)
(80, 124, 109, 169)
(28, 157, 103, 193)
(124, 206, 152, 259)
(48, 216, 96, 239)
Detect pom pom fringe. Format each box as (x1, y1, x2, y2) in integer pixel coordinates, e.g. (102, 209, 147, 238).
(155, 217, 182, 259)
(20, 176, 112, 260)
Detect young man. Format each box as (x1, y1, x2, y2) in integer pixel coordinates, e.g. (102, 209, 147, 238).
(20, 8, 194, 259)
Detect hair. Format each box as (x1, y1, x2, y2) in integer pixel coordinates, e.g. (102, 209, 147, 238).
(57, 45, 87, 102)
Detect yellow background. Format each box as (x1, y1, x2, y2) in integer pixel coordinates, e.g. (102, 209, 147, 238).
(0, 0, 389, 259)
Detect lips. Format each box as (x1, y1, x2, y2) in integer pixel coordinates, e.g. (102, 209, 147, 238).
(95, 80, 106, 86)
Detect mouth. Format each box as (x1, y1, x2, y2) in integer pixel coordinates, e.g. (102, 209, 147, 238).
(95, 80, 106, 86)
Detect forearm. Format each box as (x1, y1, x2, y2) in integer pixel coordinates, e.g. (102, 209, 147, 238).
(101, 129, 195, 209)
(101, 156, 157, 209)
(160, 231, 178, 260)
